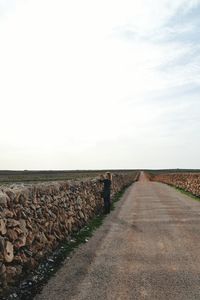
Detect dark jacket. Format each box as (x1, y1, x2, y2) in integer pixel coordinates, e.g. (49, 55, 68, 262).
(100, 179, 111, 197)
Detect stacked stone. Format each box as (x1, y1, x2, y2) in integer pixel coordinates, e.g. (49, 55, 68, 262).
(151, 173, 200, 197)
(0, 173, 138, 288)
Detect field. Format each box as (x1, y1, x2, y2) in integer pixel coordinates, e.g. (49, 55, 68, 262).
(146, 169, 200, 175)
(0, 169, 200, 185)
(0, 169, 139, 185)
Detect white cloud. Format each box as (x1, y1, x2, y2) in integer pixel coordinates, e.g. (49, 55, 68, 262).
(0, 0, 199, 169)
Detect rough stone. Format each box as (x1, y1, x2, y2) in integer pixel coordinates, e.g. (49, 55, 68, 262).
(151, 172, 200, 197)
(0, 172, 139, 290)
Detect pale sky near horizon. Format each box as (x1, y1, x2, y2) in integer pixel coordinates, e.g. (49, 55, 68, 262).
(0, 0, 199, 170)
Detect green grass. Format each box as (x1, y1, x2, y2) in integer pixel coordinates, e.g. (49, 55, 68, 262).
(158, 181, 200, 202)
(174, 186, 200, 202)
(57, 184, 129, 256)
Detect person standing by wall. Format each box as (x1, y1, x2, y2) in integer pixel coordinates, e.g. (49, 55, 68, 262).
(100, 172, 112, 214)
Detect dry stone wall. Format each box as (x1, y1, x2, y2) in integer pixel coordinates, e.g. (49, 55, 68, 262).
(0, 173, 138, 288)
(150, 173, 200, 197)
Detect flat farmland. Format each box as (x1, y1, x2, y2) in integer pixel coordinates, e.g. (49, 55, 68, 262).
(146, 169, 200, 175)
(0, 170, 139, 185)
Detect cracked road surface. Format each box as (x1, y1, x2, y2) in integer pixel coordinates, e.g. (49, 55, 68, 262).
(35, 172, 200, 300)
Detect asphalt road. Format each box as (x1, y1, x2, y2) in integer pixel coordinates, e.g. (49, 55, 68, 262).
(35, 172, 200, 300)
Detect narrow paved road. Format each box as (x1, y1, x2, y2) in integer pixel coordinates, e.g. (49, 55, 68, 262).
(35, 173, 200, 300)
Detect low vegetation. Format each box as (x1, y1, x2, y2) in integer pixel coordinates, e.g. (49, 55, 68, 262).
(0, 170, 138, 185)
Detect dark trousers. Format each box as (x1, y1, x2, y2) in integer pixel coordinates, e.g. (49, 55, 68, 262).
(103, 193, 111, 214)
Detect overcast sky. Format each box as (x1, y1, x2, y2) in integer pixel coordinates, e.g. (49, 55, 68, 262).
(0, 0, 199, 170)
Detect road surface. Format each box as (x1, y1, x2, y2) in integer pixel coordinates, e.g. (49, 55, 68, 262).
(35, 172, 200, 300)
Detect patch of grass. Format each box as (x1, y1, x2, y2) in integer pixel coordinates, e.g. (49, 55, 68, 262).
(60, 184, 130, 255)
(174, 186, 200, 202)
(111, 188, 127, 211)
(160, 182, 200, 202)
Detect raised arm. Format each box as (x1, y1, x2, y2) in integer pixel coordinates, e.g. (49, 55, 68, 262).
(99, 174, 105, 183)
